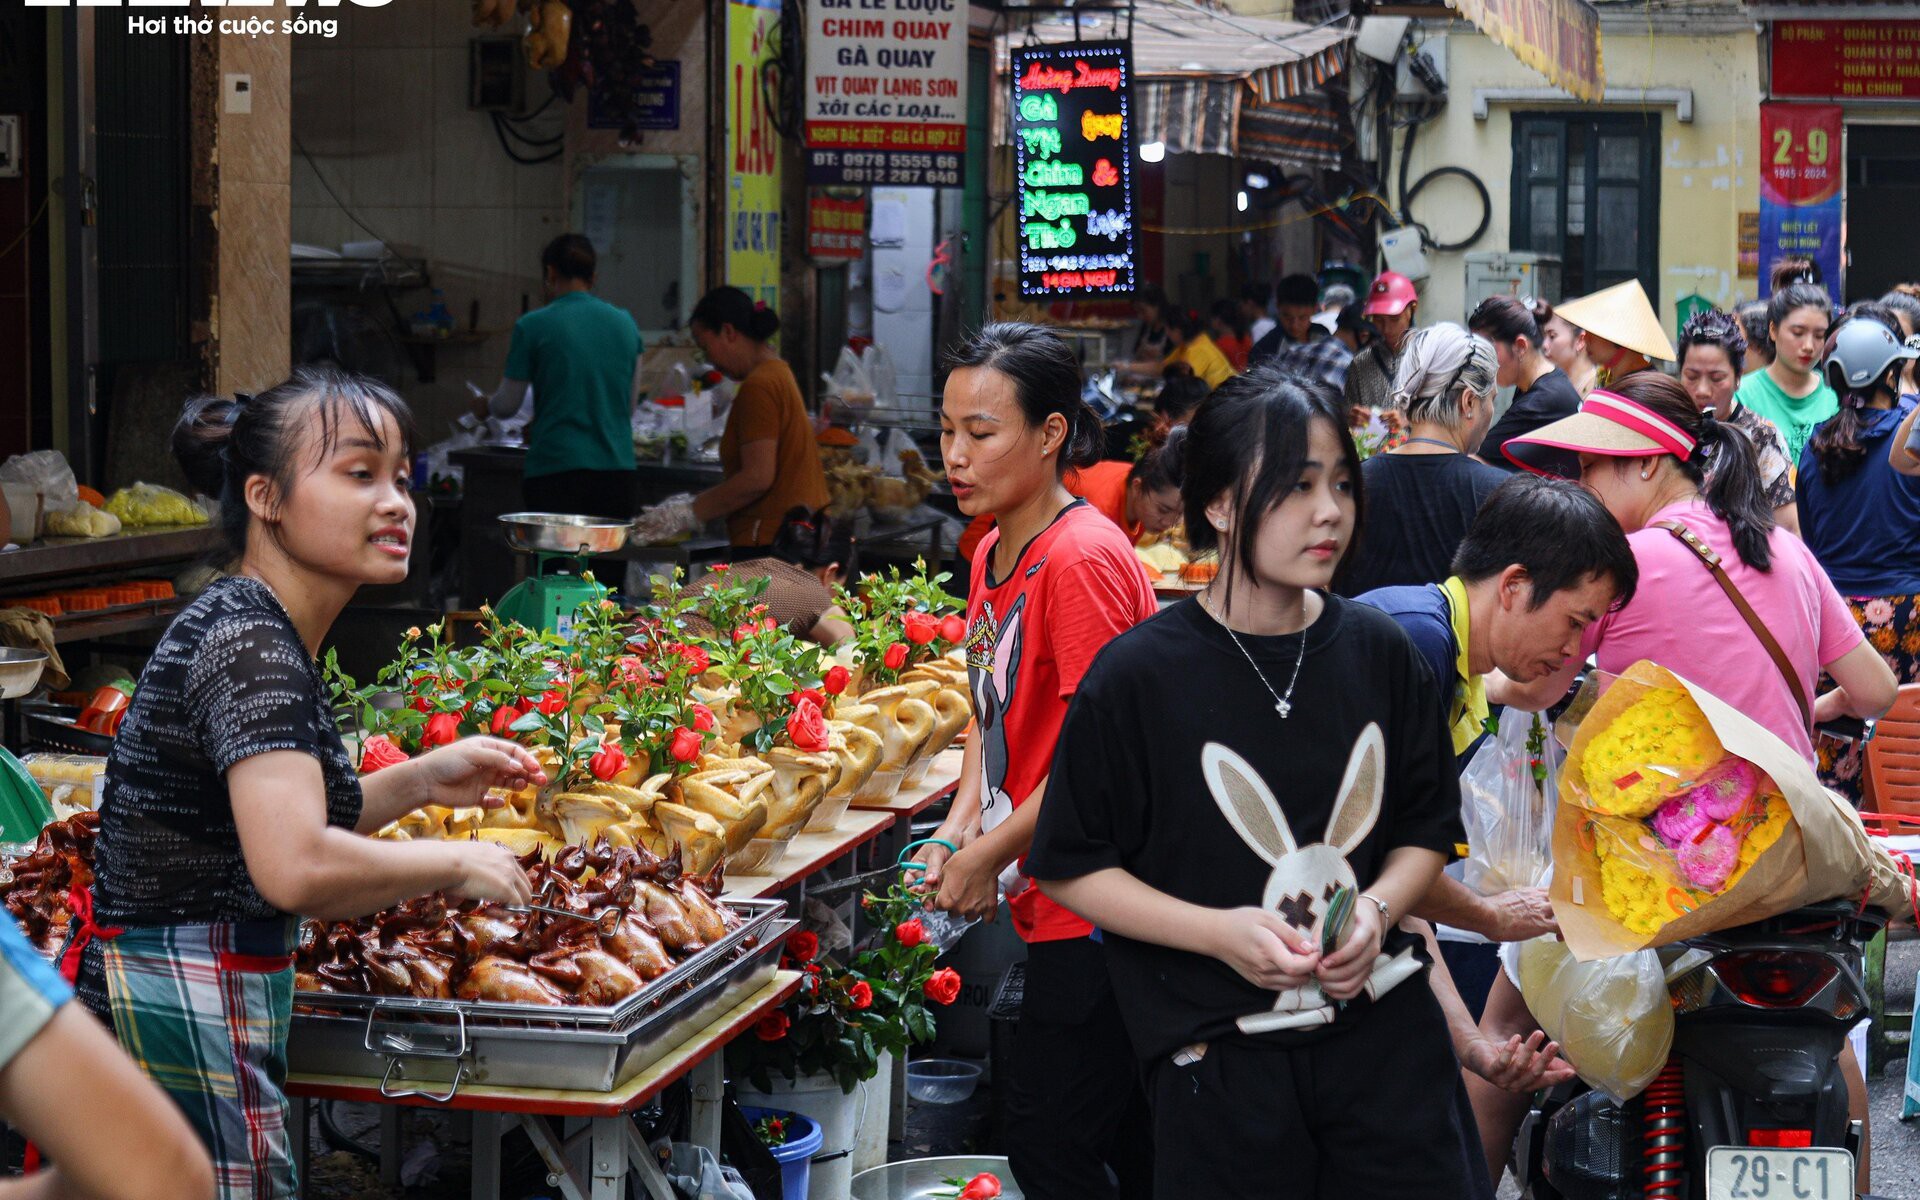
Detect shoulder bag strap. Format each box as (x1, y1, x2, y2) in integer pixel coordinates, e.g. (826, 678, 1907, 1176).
(1651, 520, 1812, 731)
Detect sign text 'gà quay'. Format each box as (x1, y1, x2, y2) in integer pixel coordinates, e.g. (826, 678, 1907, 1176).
(1011, 40, 1137, 299)
(806, 0, 968, 187)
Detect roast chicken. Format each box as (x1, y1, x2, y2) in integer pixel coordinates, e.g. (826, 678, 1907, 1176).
(1, 811, 98, 955)
(291, 841, 740, 1007)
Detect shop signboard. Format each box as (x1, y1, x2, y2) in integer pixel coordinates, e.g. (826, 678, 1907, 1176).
(588, 61, 679, 131)
(1771, 21, 1920, 101)
(808, 193, 866, 262)
(1449, 0, 1603, 103)
(1011, 40, 1137, 299)
(1758, 103, 1843, 302)
(728, 0, 783, 306)
(805, 0, 967, 187)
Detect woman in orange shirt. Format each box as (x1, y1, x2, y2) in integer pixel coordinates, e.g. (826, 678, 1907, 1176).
(957, 432, 1187, 561)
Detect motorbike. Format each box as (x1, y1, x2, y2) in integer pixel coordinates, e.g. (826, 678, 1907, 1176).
(1514, 899, 1885, 1200)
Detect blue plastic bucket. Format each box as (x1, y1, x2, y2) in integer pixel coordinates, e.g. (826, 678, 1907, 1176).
(741, 1106, 825, 1200)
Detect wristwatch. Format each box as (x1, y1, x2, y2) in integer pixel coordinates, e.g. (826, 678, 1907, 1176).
(1359, 892, 1392, 926)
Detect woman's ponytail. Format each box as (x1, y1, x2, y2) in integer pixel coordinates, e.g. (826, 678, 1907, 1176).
(1610, 371, 1775, 572)
(1809, 400, 1870, 484)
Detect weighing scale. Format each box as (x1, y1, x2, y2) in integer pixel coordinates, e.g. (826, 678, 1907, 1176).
(494, 513, 631, 634)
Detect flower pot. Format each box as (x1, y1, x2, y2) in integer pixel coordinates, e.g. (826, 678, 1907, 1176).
(736, 1071, 870, 1200)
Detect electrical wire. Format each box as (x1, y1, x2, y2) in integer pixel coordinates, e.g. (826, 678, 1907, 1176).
(293, 133, 397, 248)
(490, 112, 563, 164)
(0, 192, 51, 265)
(495, 114, 564, 147)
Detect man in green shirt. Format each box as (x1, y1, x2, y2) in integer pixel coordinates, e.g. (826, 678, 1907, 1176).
(481, 234, 642, 516)
(1734, 282, 1835, 463)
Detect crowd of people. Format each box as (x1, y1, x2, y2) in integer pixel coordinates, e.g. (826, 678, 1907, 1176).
(4, 254, 1919, 1200)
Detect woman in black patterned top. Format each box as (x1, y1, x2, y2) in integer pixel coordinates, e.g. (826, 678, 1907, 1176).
(75, 367, 542, 1199)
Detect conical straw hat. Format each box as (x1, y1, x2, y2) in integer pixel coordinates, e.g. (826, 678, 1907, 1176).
(1554, 280, 1677, 362)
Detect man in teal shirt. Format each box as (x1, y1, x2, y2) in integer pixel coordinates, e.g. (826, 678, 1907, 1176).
(483, 234, 642, 516)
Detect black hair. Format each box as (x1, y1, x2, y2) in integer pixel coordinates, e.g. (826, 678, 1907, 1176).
(1155, 376, 1209, 422)
(770, 506, 857, 576)
(1134, 284, 1169, 318)
(1809, 314, 1904, 485)
(1767, 283, 1832, 333)
(1846, 300, 1901, 337)
(1165, 307, 1207, 341)
(1175, 363, 1362, 593)
(1276, 274, 1319, 308)
(1609, 370, 1775, 571)
(1209, 298, 1248, 338)
(1878, 289, 1920, 335)
(1467, 294, 1541, 347)
(1240, 281, 1271, 308)
(1452, 475, 1638, 611)
(1770, 256, 1821, 293)
(1678, 307, 1748, 374)
(172, 365, 417, 559)
(1527, 296, 1558, 331)
(541, 233, 596, 283)
(1128, 423, 1186, 494)
(943, 322, 1104, 474)
(1736, 300, 1773, 364)
(691, 286, 781, 342)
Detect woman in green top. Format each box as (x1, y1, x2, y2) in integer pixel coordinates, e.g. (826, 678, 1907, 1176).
(1735, 283, 1835, 463)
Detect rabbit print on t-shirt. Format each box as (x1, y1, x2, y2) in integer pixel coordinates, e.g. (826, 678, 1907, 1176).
(1203, 723, 1423, 1032)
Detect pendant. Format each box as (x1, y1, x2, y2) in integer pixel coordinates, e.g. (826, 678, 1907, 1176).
(1275, 699, 1292, 718)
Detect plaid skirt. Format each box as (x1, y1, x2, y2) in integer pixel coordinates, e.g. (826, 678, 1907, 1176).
(87, 920, 300, 1200)
(1818, 592, 1920, 803)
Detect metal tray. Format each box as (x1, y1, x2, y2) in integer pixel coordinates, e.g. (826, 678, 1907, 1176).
(288, 899, 789, 1100)
(498, 512, 629, 556)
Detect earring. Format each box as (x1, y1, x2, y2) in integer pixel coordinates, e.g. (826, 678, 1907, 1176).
(1213, 519, 1227, 530)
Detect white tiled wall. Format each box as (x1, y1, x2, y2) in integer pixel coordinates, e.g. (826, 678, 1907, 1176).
(291, 0, 570, 438)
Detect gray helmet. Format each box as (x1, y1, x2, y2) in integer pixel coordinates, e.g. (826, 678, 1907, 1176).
(1823, 318, 1918, 394)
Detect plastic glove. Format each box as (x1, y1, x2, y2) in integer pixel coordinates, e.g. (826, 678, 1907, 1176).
(631, 494, 696, 545)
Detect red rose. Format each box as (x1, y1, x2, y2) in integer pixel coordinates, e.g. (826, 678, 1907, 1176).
(788, 687, 827, 711)
(614, 656, 650, 688)
(691, 702, 717, 733)
(785, 930, 819, 962)
(883, 642, 908, 671)
(893, 919, 926, 949)
(421, 711, 460, 749)
(938, 614, 967, 644)
(358, 734, 409, 775)
(847, 979, 874, 1010)
(489, 703, 525, 736)
(537, 689, 568, 715)
(408, 674, 440, 713)
(761, 616, 780, 632)
(669, 726, 704, 764)
(589, 744, 629, 781)
(823, 665, 851, 696)
(903, 611, 939, 646)
(753, 1011, 790, 1042)
(731, 623, 758, 644)
(786, 697, 830, 754)
(673, 643, 711, 674)
(960, 1173, 1002, 1200)
(924, 966, 962, 1006)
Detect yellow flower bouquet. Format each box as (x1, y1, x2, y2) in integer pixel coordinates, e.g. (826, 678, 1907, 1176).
(1551, 662, 1908, 960)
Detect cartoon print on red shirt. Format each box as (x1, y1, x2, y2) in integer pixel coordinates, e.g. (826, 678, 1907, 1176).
(964, 594, 1025, 842)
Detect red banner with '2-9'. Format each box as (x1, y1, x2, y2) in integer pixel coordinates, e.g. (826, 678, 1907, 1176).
(1758, 104, 1842, 300)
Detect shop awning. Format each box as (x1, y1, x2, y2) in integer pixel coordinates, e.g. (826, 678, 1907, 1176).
(1446, 0, 1605, 102)
(1239, 93, 1349, 172)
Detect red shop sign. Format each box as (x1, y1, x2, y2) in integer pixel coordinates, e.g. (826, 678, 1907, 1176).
(1771, 20, 1920, 101)
(808, 195, 866, 262)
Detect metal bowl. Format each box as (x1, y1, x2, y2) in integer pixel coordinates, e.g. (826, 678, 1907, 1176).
(853, 1157, 1021, 1200)
(0, 647, 49, 700)
(498, 512, 630, 556)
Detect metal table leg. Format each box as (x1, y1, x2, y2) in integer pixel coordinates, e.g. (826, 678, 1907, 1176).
(289, 1097, 309, 1198)
(689, 1054, 724, 1153)
(470, 1112, 503, 1200)
(379, 1104, 402, 1188)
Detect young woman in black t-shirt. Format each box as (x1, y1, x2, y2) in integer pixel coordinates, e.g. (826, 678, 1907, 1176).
(77, 367, 541, 1197)
(1028, 366, 1475, 1199)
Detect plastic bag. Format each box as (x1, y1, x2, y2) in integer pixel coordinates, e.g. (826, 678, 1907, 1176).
(1461, 711, 1563, 894)
(1517, 938, 1672, 1103)
(0, 450, 79, 511)
(44, 502, 121, 539)
(664, 1143, 755, 1200)
(820, 344, 897, 410)
(104, 482, 209, 528)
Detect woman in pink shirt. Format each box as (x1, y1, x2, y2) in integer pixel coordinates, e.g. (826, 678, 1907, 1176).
(1472, 372, 1897, 1187)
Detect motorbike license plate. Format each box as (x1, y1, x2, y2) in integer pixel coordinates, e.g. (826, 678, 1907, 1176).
(1706, 1146, 1852, 1200)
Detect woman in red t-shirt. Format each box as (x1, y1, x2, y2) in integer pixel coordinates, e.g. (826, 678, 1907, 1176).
(919, 323, 1158, 1200)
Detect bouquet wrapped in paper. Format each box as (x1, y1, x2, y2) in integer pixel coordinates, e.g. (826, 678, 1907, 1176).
(1552, 661, 1913, 960)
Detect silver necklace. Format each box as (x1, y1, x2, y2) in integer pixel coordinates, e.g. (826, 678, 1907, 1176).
(1200, 591, 1307, 718)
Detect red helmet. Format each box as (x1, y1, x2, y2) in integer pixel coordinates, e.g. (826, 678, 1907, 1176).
(1363, 272, 1418, 317)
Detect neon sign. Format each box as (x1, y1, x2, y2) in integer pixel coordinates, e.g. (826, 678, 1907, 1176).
(1012, 40, 1137, 298)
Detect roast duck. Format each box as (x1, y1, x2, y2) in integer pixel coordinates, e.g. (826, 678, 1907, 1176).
(295, 841, 740, 1008)
(1, 811, 98, 956)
